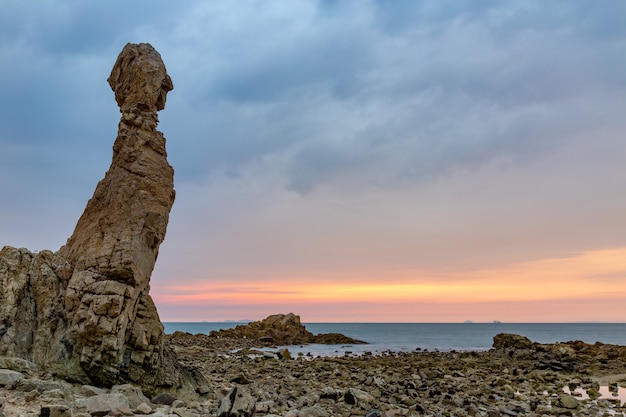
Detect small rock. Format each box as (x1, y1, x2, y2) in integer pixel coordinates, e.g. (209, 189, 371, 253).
(82, 385, 107, 397)
(39, 389, 65, 402)
(112, 406, 135, 416)
(196, 384, 211, 395)
(173, 408, 199, 417)
(112, 384, 151, 409)
(559, 395, 579, 409)
(171, 399, 186, 409)
(255, 400, 274, 413)
(278, 348, 292, 360)
(320, 387, 341, 400)
(218, 386, 256, 417)
(136, 402, 152, 414)
(0, 369, 24, 387)
(217, 387, 238, 417)
(142, 411, 170, 417)
(152, 392, 177, 405)
(231, 388, 256, 417)
(373, 377, 387, 388)
(230, 374, 250, 384)
(587, 388, 601, 399)
(86, 393, 130, 417)
(345, 388, 374, 408)
(299, 405, 329, 417)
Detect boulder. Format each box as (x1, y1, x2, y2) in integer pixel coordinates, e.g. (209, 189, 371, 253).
(345, 388, 375, 408)
(217, 387, 256, 417)
(492, 333, 534, 350)
(559, 395, 580, 409)
(86, 393, 130, 416)
(216, 387, 238, 417)
(111, 384, 150, 409)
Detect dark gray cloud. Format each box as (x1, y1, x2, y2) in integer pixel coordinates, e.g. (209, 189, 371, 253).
(1, 0, 626, 254)
(145, 0, 626, 191)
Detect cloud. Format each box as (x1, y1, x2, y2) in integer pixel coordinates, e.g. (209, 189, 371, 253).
(148, 0, 626, 194)
(2, 1, 626, 322)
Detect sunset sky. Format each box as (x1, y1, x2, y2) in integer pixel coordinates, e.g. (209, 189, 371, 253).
(1, 1, 625, 323)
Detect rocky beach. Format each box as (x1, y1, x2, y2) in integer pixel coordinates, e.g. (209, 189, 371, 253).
(1, 317, 626, 417)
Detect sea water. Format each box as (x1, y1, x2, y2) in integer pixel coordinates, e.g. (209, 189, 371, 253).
(163, 322, 626, 356)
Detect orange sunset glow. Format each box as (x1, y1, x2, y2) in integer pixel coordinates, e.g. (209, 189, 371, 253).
(152, 246, 626, 322)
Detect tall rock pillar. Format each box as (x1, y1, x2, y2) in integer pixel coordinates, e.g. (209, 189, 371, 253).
(56, 43, 176, 387)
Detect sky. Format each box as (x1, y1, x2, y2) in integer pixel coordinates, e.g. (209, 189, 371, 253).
(1, 1, 626, 323)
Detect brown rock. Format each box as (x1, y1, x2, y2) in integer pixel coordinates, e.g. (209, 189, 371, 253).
(211, 313, 317, 345)
(0, 43, 202, 396)
(492, 333, 534, 350)
(208, 313, 367, 346)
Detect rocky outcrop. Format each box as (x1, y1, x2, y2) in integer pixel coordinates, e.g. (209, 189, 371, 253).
(208, 313, 367, 346)
(0, 43, 199, 395)
(56, 42, 176, 388)
(493, 333, 534, 350)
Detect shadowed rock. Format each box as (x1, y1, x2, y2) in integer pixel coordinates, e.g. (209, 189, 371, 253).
(0, 43, 201, 395)
(209, 313, 368, 345)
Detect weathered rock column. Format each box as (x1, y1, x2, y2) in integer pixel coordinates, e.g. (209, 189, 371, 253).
(0, 43, 199, 394)
(55, 43, 176, 387)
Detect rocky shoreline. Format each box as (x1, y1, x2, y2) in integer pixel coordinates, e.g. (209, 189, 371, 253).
(1, 333, 625, 417)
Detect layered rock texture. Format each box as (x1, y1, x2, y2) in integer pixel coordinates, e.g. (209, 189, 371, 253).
(0, 43, 196, 394)
(208, 313, 367, 345)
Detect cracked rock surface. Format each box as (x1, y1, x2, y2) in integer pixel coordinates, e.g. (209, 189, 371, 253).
(0, 43, 200, 395)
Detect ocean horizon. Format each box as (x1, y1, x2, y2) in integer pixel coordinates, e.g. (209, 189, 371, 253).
(163, 322, 626, 357)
